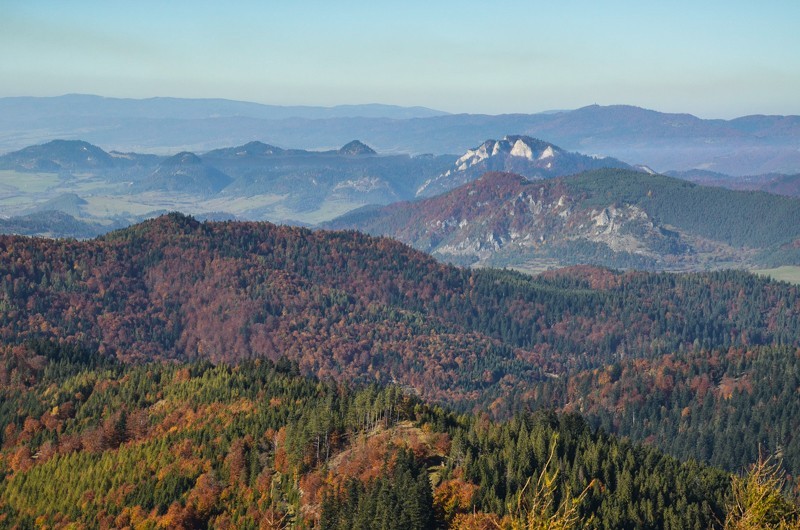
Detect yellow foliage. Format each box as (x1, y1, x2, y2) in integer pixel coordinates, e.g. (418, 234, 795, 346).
(725, 454, 800, 530)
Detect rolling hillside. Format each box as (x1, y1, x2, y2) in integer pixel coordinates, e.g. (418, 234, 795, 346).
(2, 214, 800, 478)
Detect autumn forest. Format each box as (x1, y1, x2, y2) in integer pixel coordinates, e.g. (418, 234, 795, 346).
(0, 213, 798, 528)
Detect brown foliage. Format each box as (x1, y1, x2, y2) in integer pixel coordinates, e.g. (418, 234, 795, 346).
(187, 472, 222, 520)
(9, 445, 33, 473)
(225, 437, 249, 485)
(434, 479, 480, 525)
(160, 502, 200, 530)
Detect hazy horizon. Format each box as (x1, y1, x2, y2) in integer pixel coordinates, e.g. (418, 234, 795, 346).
(2, 1, 799, 119)
(7, 92, 800, 121)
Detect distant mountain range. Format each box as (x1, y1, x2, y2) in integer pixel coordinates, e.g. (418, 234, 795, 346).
(5, 137, 800, 273)
(327, 169, 800, 272)
(0, 136, 635, 235)
(0, 94, 447, 121)
(1, 95, 798, 175)
(0, 138, 454, 230)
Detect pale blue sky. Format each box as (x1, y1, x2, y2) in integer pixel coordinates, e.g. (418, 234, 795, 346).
(1, 0, 798, 117)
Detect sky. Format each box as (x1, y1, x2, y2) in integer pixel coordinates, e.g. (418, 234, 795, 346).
(1, 0, 799, 118)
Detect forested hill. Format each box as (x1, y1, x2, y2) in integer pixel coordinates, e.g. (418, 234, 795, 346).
(327, 169, 800, 271)
(0, 348, 748, 529)
(2, 213, 800, 474)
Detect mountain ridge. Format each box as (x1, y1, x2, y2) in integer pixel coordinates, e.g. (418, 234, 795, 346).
(0, 94, 449, 121)
(328, 169, 800, 271)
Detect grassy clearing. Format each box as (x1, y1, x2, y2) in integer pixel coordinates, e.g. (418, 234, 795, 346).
(0, 170, 60, 193)
(753, 266, 800, 285)
(200, 193, 286, 213)
(267, 198, 366, 225)
(83, 191, 231, 217)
